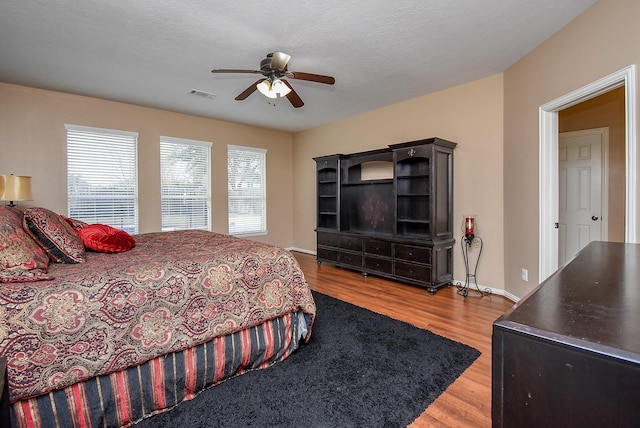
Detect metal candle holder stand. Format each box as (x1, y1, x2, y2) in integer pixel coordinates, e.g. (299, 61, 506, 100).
(456, 234, 491, 298)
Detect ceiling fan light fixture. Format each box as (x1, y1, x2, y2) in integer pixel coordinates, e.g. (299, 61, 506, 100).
(257, 80, 277, 99)
(257, 78, 291, 99)
(272, 79, 291, 97)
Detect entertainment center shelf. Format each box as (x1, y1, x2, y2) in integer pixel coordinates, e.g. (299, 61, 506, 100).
(314, 137, 456, 294)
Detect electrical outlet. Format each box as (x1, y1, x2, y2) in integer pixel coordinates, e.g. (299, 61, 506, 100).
(522, 268, 528, 282)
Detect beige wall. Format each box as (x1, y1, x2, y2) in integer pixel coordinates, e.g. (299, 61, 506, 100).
(292, 74, 506, 291)
(504, 0, 640, 297)
(559, 86, 626, 242)
(0, 83, 295, 248)
(3, 0, 635, 299)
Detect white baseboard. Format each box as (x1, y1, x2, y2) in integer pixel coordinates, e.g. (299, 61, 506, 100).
(452, 279, 520, 303)
(287, 246, 316, 255)
(286, 247, 520, 303)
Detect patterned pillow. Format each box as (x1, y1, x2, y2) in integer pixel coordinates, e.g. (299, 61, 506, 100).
(78, 224, 136, 253)
(23, 207, 86, 264)
(59, 215, 89, 233)
(0, 206, 53, 282)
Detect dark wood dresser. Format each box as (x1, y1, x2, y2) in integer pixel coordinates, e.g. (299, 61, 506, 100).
(0, 357, 9, 426)
(492, 242, 640, 427)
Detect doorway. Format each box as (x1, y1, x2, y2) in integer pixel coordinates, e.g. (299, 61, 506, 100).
(558, 128, 609, 267)
(539, 65, 637, 282)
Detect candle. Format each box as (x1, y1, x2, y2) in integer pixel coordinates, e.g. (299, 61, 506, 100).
(465, 216, 474, 235)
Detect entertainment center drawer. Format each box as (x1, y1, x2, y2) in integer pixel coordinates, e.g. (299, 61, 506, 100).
(317, 232, 339, 248)
(363, 256, 393, 274)
(338, 251, 362, 267)
(364, 240, 392, 257)
(340, 235, 363, 251)
(394, 244, 431, 262)
(317, 247, 338, 262)
(395, 262, 431, 282)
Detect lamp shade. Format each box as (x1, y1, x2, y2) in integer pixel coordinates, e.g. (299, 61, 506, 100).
(272, 79, 291, 97)
(0, 175, 33, 205)
(257, 80, 277, 99)
(257, 78, 291, 99)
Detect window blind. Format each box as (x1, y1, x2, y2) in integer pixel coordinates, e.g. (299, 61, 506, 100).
(160, 136, 212, 231)
(65, 124, 139, 234)
(227, 145, 267, 236)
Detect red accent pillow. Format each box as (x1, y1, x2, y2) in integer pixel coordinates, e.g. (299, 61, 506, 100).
(78, 224, 136, 253)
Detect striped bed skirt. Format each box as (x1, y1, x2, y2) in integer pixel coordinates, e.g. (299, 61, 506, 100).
(10, 311, 307, 428)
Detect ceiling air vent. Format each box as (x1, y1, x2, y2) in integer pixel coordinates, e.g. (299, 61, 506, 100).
(189, 89, 216, 99)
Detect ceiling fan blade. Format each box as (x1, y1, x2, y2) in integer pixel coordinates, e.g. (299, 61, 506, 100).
(212, 69, 263, 75)
(235, 79, 265, 100)
(283, 80, 304, 108)
(286, 71, 335, 85)
(270, 52, 291, 72)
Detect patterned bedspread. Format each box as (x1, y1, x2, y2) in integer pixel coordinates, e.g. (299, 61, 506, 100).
(0, 230, 316, 402)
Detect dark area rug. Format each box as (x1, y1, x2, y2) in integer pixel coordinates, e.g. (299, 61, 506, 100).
(136, 291, 480, 428)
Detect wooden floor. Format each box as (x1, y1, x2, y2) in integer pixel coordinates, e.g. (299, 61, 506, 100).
(293, 251, 515, 428)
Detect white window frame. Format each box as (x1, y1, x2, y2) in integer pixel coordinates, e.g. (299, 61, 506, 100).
(160, 136, 212, 232)
(65, 124, 139, 234)
(227, 145, 267, 236)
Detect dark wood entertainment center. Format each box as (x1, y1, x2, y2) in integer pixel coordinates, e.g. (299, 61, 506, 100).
(492, 241, 640, 427)
(314, 137, 456, 294)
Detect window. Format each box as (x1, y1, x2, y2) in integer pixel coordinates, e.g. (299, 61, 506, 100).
(160, 136, 212, 231)
(227, 145, 267, 236)
(65, 124, 138, 234)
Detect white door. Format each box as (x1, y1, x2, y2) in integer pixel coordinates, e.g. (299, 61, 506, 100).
(558, 128, 609, 266)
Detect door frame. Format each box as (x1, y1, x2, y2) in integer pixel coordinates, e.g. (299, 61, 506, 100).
(539, 65, 637, 282)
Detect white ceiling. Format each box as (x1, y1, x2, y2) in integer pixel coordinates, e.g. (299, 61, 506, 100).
(0, 0, 597, 133)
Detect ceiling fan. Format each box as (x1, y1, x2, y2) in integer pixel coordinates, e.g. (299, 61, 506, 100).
(211, 52, 335, 108)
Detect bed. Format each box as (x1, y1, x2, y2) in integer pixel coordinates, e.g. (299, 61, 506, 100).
(0, 207, 316, 427)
